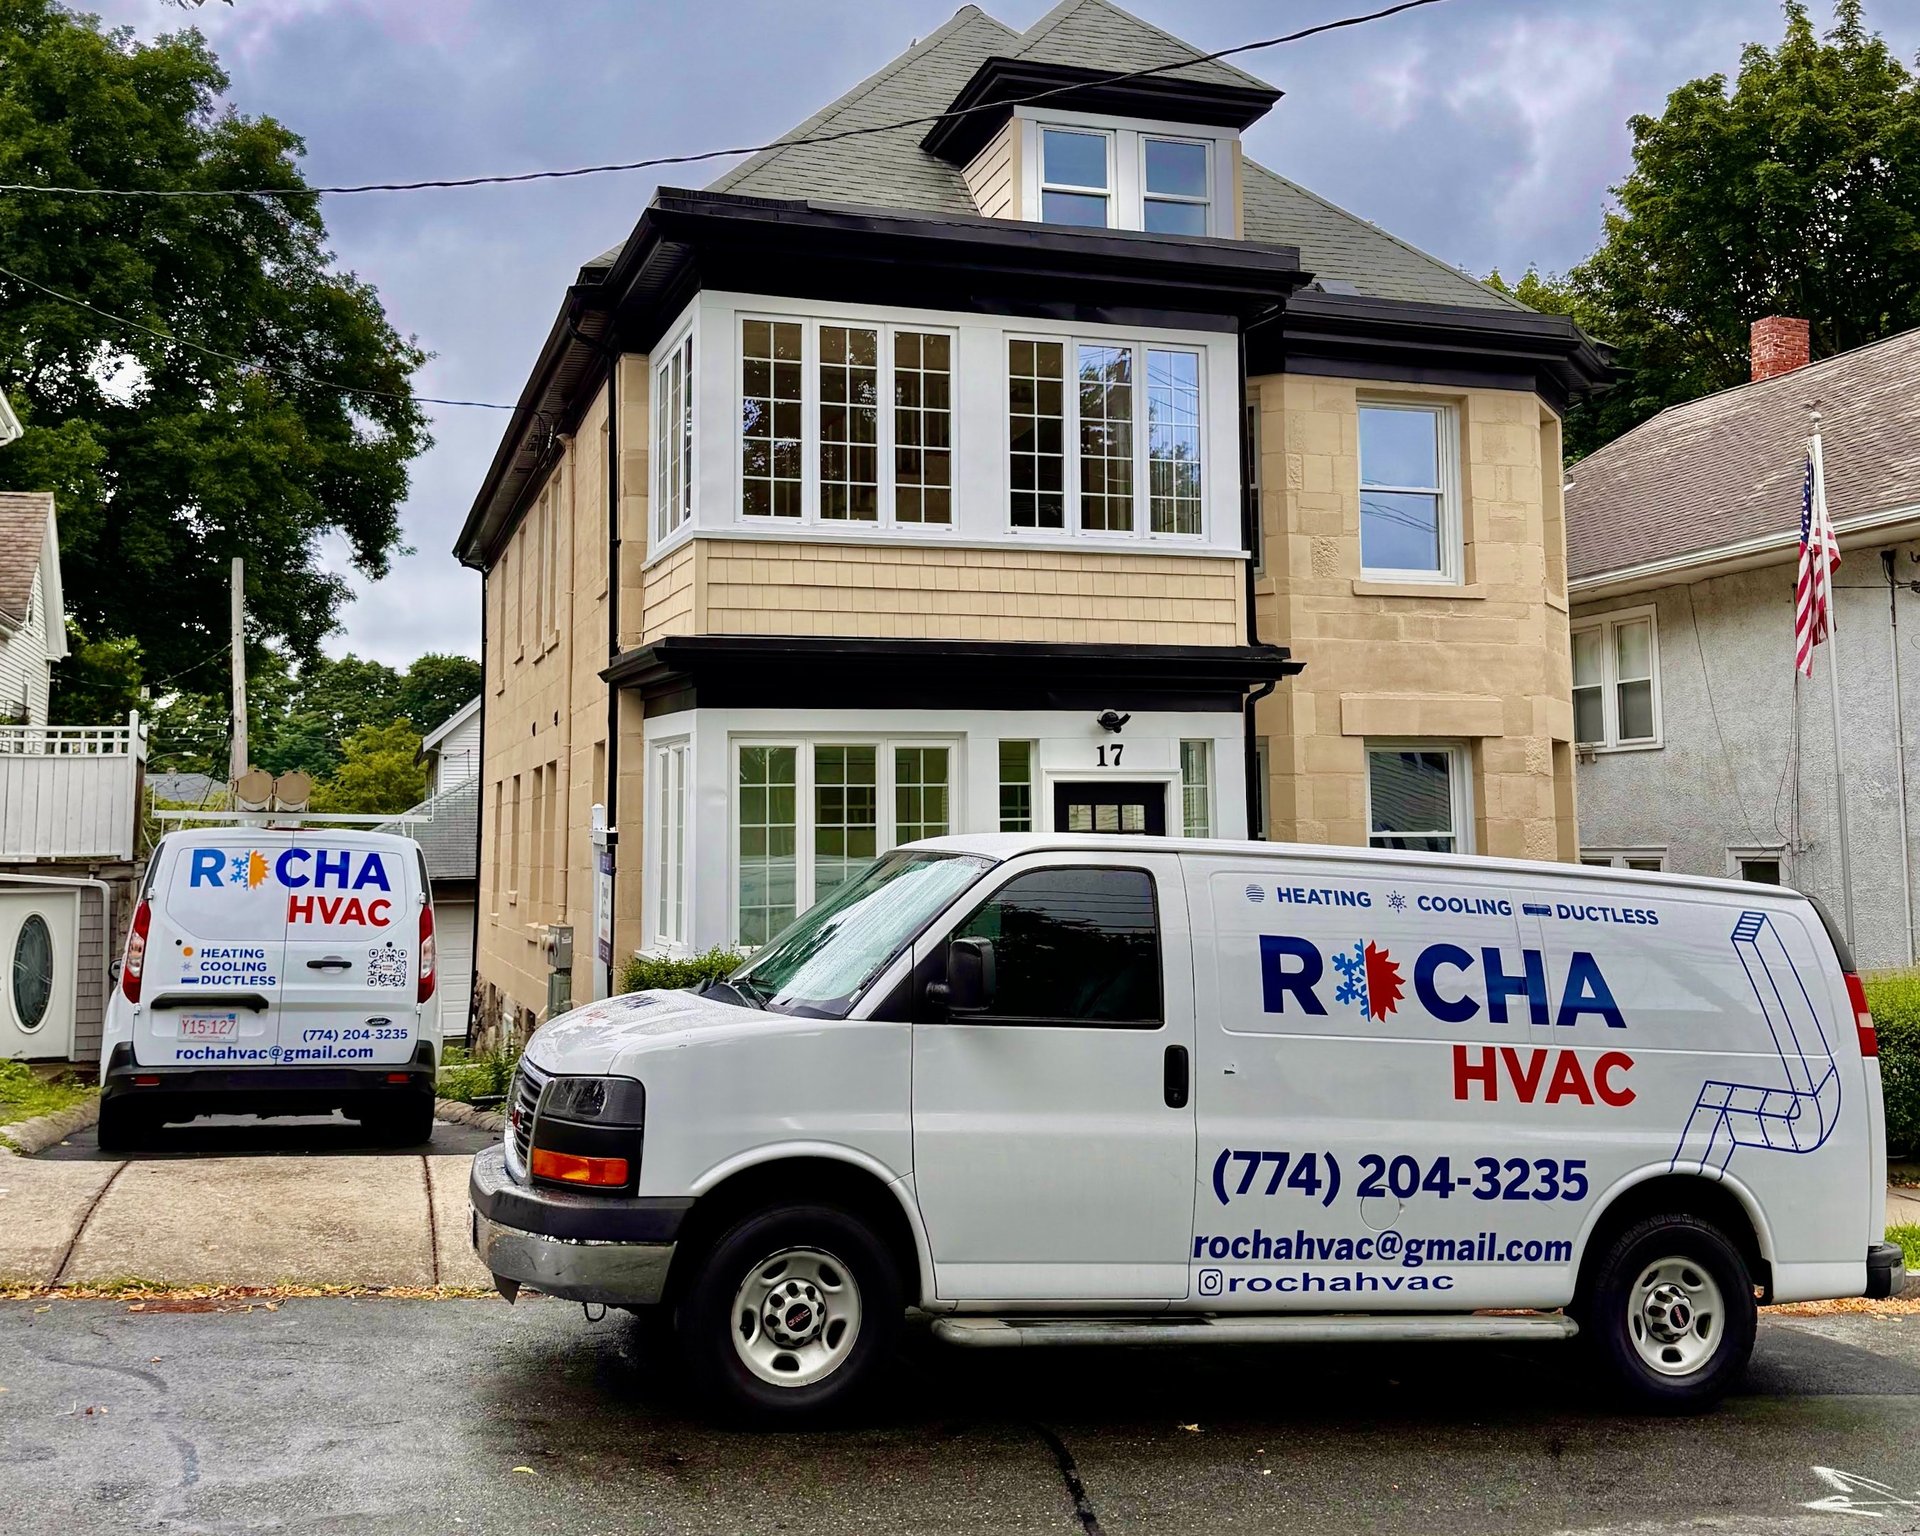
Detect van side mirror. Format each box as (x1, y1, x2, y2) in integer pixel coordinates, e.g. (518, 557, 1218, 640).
(936, 937, 996, 1015)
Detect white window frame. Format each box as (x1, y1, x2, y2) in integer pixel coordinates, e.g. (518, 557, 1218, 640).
(1363, 739, 1473, 854)
(1179, 738, 1213, 838)
(1018, 110, 1232, 236)
(1571, 604, 1662, 751)
(1006, 331, 1208, 545)
(1579, 848, 1665, 871)
(1727, 846, 1788, 884)
(651, 739, 690, 952)
(729, 734, 963, 946)
(653, 326, 695, 551)
(735, 314, 961, 533)
(1139, 133, 1213, 236)
(1037, 125, 1115, 229)
(1357, 399, 1462, 585)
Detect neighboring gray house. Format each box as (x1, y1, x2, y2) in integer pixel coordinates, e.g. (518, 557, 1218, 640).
(383, 696, 480, 1038)
(1568, 319, 1920, 970)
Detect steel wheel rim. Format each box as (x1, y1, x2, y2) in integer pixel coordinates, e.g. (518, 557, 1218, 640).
(1627, 1256, 1724, 1376)
(730, 1245, 862, 1388)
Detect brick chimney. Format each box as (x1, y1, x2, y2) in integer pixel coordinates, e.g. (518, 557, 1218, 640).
(1751, 316, 1811, 382)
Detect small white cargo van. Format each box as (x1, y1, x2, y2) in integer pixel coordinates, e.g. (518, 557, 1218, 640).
(100, 827, 441, 1149)
(469, 835, 1899, 1419)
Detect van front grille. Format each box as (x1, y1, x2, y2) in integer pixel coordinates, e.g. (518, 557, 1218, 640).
(508, 1061, 546, 1175)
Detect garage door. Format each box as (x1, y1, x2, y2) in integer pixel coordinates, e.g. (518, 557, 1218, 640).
(0, 889, 78, 1061)
(434, 897, 475, 1039)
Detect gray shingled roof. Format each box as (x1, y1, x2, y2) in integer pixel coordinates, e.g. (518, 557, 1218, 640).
(0, 491, 52, 627)
(383, 775, 478, 883)
(702, 0, 1515, 311)
(1566, 327, 1920, 583)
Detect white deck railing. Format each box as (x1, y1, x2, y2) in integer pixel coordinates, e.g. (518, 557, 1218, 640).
(0, 713, 147, 860)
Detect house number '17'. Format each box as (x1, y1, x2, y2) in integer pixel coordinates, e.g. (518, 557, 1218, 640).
(1096, 744, 1125, 767)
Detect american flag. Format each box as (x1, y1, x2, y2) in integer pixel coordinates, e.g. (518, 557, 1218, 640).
(1795, 434, 1841, 678)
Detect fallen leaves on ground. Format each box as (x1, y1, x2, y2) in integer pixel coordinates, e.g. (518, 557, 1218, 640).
(0, 1282, 495, 1307)
(1767, 1295, 1920, 1317)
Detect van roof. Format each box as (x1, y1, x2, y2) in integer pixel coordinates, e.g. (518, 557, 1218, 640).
(156, 826, 427, 853)
(911, 833, 1812, 905)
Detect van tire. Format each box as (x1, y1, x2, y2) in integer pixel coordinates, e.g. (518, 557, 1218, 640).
(96, 1097, 155, 1154)
(360, 1100, 434, 1148)
(674, 1203, 900, 1423)
(1577, 1213, 1757, 1411)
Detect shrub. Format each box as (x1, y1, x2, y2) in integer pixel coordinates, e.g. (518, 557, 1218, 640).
(0, 1059, 97, 1128)
(618, 947, 745, 995)
(437, 1046, 519, 1106)
(1866, 970, 1920, 1155)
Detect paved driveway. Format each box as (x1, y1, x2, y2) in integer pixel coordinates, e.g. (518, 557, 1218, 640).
(1, 1298, 1917, 1534)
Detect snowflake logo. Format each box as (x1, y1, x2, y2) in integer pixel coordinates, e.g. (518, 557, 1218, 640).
(1333, 939, 1405, 1021)
(228, 850, 269, 888)
(1386, 891, 1407, 913)
(230, 852, 251, 884)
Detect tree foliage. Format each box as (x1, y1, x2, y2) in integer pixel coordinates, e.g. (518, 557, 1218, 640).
(1508, 1, 1920, 458)
(0, 0, 431, 693)
(307, 718, 426, 815)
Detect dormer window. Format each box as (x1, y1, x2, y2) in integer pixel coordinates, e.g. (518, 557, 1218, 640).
(1026, 117, 1225, 235)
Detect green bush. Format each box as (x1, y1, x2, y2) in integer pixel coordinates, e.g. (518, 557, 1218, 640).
(0, 1059, 96, 1128)
(618, 947, 744, 995)
(1866, 971, 1920, 1155)
(437, 1046, 519, 1106)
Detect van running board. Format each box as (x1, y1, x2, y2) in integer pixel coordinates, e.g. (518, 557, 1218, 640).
(930, 1314, 1578, 1349)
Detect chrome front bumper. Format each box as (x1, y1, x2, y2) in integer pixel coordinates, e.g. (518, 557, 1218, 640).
(468, 1144, 684, 1306)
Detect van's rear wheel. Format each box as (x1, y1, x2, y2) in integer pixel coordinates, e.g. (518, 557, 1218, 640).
(96, 1096, 156, 1154)
(359, 1098, 434, 1147)
(1578, 1214, 1756, 1410)
(674, 1203, 900, 1422)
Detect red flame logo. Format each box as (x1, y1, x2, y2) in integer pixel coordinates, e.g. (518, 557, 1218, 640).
(1362, 942, 1404, 1020)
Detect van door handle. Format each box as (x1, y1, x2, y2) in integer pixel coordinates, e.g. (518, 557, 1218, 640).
(1163, 1044, 1189, 1109)
(306, 956, 353, 971)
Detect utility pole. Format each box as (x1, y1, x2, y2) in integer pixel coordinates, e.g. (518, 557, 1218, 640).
(228, 556, 247, 783)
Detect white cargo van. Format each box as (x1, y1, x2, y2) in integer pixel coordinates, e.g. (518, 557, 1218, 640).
(100, 827, 440, 1149)
(469, 836, 1899, 1419)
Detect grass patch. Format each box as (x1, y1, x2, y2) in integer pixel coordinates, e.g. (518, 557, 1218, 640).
(437, 1044, 518, 1106)
(0, 1059, 96, 1130)
(1887, 1223, 1920, 1271)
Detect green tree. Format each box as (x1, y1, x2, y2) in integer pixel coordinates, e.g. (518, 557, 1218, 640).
(0, 0, 431, 687)
(308, 718, 425, 815)
(1517, 1, 1920, 458)
(48, 621, 142, 724)
(253, 653, 400, 777)
(396, 653, 482, 737)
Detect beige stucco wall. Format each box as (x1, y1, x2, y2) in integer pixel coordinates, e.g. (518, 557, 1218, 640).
(645, 541, 1244, 646)
(1250, 372, 1576, 861)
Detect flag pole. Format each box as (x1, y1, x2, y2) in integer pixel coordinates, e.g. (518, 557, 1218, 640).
(1811, 411, 1857, 952)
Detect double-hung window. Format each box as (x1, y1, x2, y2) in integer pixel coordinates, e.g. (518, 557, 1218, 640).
(1572, 607, 1660, 749)
(652, 741, 689, 950)
(1359, 402, 1459, 581)
(1180, 740, 1212, 837)
(736, 739, 957, 946)
(1011, 337, 1205, 538)
(654, 334, 694, 544)
(1142, 137, 1210, 234)
(739, 318, 956, 527)
(1040, 128, 1111, 227)
(1366, 742, 1471, 853)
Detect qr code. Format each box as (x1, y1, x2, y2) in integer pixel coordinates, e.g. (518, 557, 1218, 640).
(366, 945, 409, 989)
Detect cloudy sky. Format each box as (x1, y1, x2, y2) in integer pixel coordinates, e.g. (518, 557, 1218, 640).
(83, 0, 1920, 666)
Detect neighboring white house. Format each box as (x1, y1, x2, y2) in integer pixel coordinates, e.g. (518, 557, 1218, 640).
(0, 491, 67, 729)
(384, 695, 481, 1039)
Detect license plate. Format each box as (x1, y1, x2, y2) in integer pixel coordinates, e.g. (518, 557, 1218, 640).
(179, 1013, 239, 1040)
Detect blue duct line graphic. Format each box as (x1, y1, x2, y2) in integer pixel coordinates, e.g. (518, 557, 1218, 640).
(1670, 911, 1841, 1176)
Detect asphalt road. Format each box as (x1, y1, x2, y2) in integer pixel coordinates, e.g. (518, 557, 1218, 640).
(2, 1301, 1919, 1534)
(35, 1112, 496, 1161)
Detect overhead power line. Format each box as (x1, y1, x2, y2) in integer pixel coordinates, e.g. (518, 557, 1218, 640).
(0, 260, 518, 411)
(0, 1, 1444, 200)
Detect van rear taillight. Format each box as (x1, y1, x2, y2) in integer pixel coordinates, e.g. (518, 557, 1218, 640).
(1847, 973, 1878, 1057)
(418, 903, 437, 1004)
(122, 898, 151, 1004)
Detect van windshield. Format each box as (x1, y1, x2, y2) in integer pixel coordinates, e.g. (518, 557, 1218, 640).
(731, 851, 992, 1019)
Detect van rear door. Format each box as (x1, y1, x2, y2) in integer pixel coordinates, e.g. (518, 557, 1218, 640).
(276, 834, 421, 1067)
(136, 832, 292, 1067)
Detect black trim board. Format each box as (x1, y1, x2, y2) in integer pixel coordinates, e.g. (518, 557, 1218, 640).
(603, 635, 1301, 717)
(922, 56, 1281, 166)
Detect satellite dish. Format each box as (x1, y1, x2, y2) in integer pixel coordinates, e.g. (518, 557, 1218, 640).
(233, 768, 274, 811)
(272, 771, 313, 813)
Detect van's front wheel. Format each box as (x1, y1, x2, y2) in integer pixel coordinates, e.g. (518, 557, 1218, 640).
(1578, 1214, 1757, 1411)
(675, 1204, 900, 1422)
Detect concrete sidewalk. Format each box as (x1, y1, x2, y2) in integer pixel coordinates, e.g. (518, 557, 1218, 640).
(0, 1152, 491, 1290)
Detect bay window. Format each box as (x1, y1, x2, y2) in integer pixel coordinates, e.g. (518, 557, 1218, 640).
(1180, 739, 1212, 837)
(736, 739, 957, 945)
(1078, 344, 1134, 531)
(652, 741, 689, 949)
(893, 331, 952, 524)
(741, 319, 803, 518)
(819, 325, 880, 521)
(654, 333, 693, 543)
(1359, 401, 1459, 581)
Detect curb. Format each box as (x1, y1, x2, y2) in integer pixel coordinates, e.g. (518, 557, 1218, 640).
(434, 1099, 505, 1136)
(0, 1097, 102, 1156)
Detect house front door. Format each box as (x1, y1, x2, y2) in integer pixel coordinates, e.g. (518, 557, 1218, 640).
(1054, 781, 1169, 836)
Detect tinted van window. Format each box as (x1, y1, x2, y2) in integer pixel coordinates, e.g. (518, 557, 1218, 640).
(955, 866, 1161, 1026)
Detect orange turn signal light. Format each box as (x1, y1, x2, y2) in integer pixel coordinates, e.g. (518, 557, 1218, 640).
(530, 1147, 630, 1187)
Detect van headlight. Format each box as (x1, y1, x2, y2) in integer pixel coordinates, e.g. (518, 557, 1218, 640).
(529, 1075, 645, 1192)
